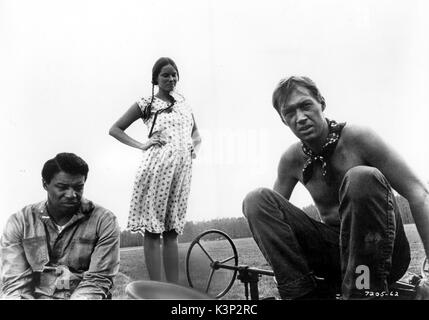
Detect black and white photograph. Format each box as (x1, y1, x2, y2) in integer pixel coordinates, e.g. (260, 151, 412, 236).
(1, 0, 429, 309)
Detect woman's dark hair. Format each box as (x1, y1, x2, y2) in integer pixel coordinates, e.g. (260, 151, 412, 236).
(42, 152, 89, 184)
(141, 57, 180, 121)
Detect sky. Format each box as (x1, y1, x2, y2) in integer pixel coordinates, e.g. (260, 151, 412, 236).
(1, 0, 429, 231)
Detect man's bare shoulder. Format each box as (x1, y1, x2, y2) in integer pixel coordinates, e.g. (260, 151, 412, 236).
(341, 123, 376, 142)
(280, 142, 303, 164)
(341, 123, 391, 163)
(274, 142, 302, 196)
(277, 142, 304, 177)
(341, 123, 382, 149)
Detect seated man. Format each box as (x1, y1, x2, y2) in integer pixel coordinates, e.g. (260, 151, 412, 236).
(242, 76, 429, 299)
(0, 153, 120, 299)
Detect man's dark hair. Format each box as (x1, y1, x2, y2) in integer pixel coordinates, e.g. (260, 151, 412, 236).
(42, 153, 89, 183)
(272, 76, 326, 114)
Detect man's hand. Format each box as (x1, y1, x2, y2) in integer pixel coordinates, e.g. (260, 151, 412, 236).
(416, 278, 429, 300)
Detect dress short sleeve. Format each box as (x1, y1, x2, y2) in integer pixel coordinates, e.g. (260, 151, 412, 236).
(136, 97, 155, 124)
(136, 97, 151, 113)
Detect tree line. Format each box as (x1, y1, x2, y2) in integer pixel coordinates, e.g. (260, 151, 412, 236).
(119, 195, 414, 248)
(119, 217, 253, 248)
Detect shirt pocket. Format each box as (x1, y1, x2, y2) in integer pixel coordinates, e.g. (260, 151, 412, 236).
(22, 236, 49, 271)
(67, 237, 97, 272)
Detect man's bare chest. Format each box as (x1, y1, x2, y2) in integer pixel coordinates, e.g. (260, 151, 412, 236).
(300, 145, 366, 205)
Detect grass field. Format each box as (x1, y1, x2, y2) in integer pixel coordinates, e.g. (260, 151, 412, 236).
(114, 224, 426, 300)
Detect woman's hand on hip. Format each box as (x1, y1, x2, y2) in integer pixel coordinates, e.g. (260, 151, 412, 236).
(141, 131, 167, 150)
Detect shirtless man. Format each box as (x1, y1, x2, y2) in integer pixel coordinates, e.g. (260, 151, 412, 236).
(242, 76, 429, 299)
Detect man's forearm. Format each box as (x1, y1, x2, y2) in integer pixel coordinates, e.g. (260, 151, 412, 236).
(1, 224, 36, 300)
(70, 273, 113, 299)
(70, 212, 120, 300)
(0, 272, 35, 299)
(1, 290, 35, 300)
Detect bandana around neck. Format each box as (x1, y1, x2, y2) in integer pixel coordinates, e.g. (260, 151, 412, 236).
(301, 118, 346, 185)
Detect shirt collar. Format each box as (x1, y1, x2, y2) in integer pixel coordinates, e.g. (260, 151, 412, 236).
(35, 198, 94, 221)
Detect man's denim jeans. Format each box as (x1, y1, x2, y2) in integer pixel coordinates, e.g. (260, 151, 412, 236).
(242, 166, 411, 299)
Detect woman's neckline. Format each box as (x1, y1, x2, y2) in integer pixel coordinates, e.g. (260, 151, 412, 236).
(154, 91, 184, 104)
(154, 95, 175, 104)
(154, 96, 168, 103)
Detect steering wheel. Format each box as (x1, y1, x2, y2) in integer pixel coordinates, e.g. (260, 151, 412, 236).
(186, 229, 239, 298)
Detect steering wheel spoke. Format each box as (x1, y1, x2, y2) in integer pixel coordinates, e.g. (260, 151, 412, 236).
(196, 241, 214, 263)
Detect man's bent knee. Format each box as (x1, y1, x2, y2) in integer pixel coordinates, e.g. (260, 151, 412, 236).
(342, 166, 386, 200)
(242, 187, 275, 219)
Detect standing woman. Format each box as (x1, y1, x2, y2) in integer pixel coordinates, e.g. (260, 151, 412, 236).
(109, 57, 201, 283)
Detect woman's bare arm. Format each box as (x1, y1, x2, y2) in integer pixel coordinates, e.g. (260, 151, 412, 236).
(109, 103, 165, 150)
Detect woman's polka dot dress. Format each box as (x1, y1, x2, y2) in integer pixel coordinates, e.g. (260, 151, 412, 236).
(127, 91, 194, 235)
